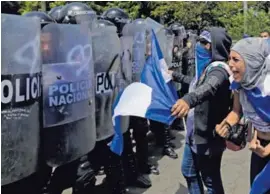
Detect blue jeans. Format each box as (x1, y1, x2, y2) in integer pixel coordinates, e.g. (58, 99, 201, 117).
(181, 144, 225, 194)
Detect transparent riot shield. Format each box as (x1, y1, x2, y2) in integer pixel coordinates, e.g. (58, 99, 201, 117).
(119, 26, 133, 89)
(122, 22, 148, 83)
(157, 28, 174, 68)
(92, 26, 126, 141)
(187, 33, 197, 75)
(1, 14, 41, 185)
(145, 17, 164, 34)
(41, 23, 96, 167)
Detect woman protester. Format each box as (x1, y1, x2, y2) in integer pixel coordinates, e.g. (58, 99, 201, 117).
(215, 37, 270, 194)
(170, 28, 233, 194)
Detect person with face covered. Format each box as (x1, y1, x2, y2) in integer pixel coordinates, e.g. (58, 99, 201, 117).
(168, 28, 232, 194)
(215, 38, 270, 194)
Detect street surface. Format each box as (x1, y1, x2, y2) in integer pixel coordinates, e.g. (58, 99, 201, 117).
(63, 130, 250, 194)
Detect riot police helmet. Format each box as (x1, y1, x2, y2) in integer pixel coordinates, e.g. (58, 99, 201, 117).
(58, 2, 95, 24)
(97, 19, 116, 27)
(170, 22, 181, 31)
(23, 11, 56, 28)
(102, 8, 129, 22)
(48, 6, 63, 23)
(101, 8, 130, 35)
(164, 27, 174, 36)
(132, 18, 145, 26)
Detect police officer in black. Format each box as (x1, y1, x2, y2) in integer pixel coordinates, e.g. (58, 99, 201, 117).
(48, 6, 63, 23)
(101, 8, 152, 189)
(15, 11, 59, 194)
(91, 18, 127, 194)
(41, 3, 97, 194)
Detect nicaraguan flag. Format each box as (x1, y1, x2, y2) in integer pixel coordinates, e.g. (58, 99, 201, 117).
(110, 30, 178, 155)
(250, 161, 270, 194)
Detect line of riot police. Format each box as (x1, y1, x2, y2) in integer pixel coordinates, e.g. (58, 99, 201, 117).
(1, 2, 197, 194)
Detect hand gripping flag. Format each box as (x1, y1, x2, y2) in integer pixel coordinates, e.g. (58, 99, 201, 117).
(110, 30, 178, 155)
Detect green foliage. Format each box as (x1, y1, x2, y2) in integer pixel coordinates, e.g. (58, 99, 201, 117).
(13, 1, 270, 40)
(18, 1, 41, 14)
(48, 1, 65, 9)
(227, 8, 270, 40)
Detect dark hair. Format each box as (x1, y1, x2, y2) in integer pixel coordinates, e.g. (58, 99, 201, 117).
(260, 30, 270, 35)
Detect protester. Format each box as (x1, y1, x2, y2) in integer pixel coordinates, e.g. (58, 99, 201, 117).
(215, 37, 270, 194)
(260, 30, 270, 39)
(169, 28, 232, 194)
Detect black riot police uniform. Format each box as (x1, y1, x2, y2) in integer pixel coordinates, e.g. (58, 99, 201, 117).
(102, 9, 152, 189)
(168, 23, 186, 132)
(1, 11, 57, 194)
(42, 3, 97, 194)
(90, 18, 126, 194)
(48, 6, 63, 23)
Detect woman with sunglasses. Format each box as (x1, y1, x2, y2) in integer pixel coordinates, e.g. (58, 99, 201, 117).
(215, 38, 270, 194)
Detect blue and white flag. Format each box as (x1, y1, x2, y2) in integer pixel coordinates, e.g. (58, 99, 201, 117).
(110, 30, 178, 155)
(250, 161, 270, 194)
(231, 72, 270, 123)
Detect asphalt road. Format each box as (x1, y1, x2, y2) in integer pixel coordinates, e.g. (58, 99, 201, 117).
(63, 130, 251, 194)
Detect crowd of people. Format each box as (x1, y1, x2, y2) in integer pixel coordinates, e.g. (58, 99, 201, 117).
(170, 29, 270, 194)
(1, 2, 270, 194)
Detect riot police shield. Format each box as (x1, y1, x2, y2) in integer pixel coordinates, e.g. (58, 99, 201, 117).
(158, 28, 174, 68)
(145, 17, 164, 33)
(119, 24, 133, 134)
(187, 32, 197, 77)
(1, 14, 41, 185)
(119, 24, 133, 88)
(122, 22, 147, 82)
(92, 25, 127, 141)
(41, 23, 96, 167)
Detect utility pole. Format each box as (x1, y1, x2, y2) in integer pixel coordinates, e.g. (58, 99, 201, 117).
(243, 1, 248, 34)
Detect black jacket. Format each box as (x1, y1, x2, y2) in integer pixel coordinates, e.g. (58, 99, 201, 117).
(173, 27, 232, 150)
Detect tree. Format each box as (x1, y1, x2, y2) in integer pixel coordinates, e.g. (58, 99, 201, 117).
(227, 8, 270, 39)
(9, 1, 270, 40)
(1, 1, 21, 14)
(18, 1, 43, 14)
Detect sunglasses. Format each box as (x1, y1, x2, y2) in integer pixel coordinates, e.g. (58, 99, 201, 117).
(199, 38, 210, 45)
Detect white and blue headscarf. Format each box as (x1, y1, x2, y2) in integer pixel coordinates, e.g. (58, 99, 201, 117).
(231, 38, 270, 123)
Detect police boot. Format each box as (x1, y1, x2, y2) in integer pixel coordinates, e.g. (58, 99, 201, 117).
(135, 174, 152, 188)
(104, 151, 126, 194)
(73, 155, 96, 194)
(163, 126, 178, 159)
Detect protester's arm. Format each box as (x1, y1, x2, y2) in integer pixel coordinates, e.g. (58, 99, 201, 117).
(171, 67, 228, 117)
(264, 143, 270, 156)
(172, 71, 193, 85)
(253, 141, 270, 158)
(181, 67, 228, 108)
(215, 91, 242, 138)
